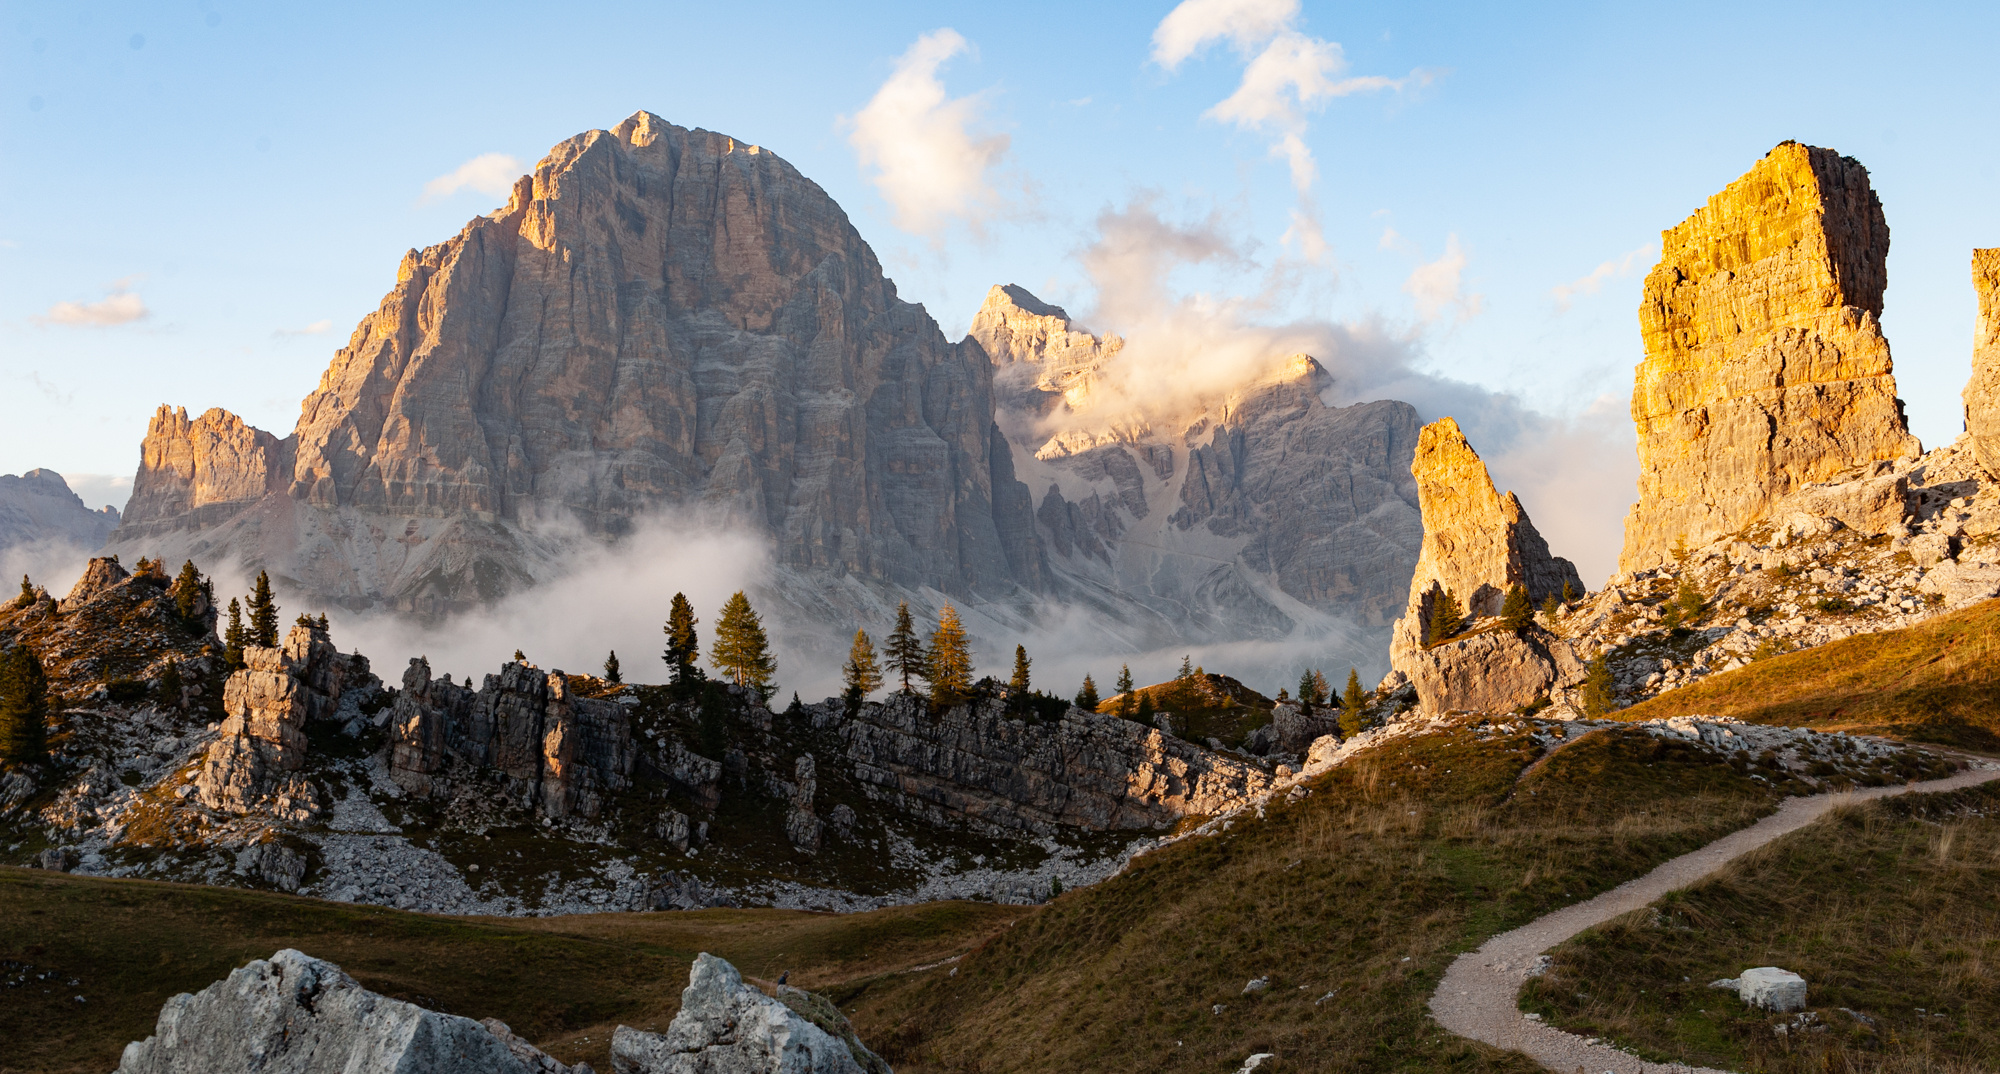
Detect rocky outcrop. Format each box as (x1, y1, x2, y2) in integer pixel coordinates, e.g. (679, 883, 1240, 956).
(111, 112, 1041, 616)
(841, 693, 1272, 835)
(1401, 626, 1584, 715)
(610, 953, 887, 1074)
(196, 623, 364, 819)
(116, 949, 584, 1074)
(1964, 248, 2000, 476)
(387, 657, 634, 819)
(972, 283, 1122, 414)
(784, 754, 823, 855)
(58, 555, 131, 613)
(1622, 142, 1920, 572)
(0, 469, 118, 552)
(1388, 417, 1582, 668)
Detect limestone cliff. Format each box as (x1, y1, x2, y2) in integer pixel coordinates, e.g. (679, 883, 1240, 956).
(1964, 248, 2000, 476)
(1621, 142, 1920, 571)
(112, 112, 1040, 615)
(967, 285, 1423, 647)
(1388, 417, 1582, 665)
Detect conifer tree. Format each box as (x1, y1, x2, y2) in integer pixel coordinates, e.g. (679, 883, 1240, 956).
(1177, 654, 1194, 680)
(1296, 668, 1322, 709)
(0, 645, 49, 764)
(710, 591, 777, 700)
(1500, 583, 1532, 631)
(13, 575, 31, 609)
(1541, 593, 1561, 622)
(1310, 669, 1330, 705)
(223, 598, 247, 670)
(603, 651, 622, 684)
(1009, 644, 1031, 694)
(1581, 655, 1616, 717)
(171, 561, 204, 623)
(247, 570, 280, 647)
(1115, 664, 1135, 716)
(926, 604, 973, 710)
(1561, 580, 1577, 604)
(1426, 588, 1465, 646)
(1136, 693, 1155, 724)
(885, 601, 926, 693)
(513, 649, 527, 663)
(1339, 668, 1366, 738)
(843, 629, 883, 702)
(664, 592, 700, 683)
(157, 660, 184, 710)
(1074, 673, 1100, 713)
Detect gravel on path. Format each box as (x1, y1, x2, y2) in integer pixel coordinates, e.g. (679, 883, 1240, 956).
(1428, 761, 2000, 1074)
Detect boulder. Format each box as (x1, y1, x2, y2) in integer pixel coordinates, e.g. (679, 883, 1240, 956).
(1918, 560, 2000, 607)
(115, 949, 584, 1074)
(1772, 468, 1914, 537)
(610, 953, 886, 1074)
(1402, 626, 1582, 715)
(1270, 703, 1338, 753)
(1965, 248, 2000, 475)
(1711, 967, 1808, 1012)
(1621, 142, 1920, 570)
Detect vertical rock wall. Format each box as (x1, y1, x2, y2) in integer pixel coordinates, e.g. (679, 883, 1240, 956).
(1964, 248, 2000, 475)
(1621, 142, 1919, 571)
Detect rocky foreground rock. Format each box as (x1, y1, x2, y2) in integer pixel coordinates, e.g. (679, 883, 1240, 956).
(613, 953, 888, 1074)
(1622, 141, 1920, 572)
(116, 948, 587, 1074)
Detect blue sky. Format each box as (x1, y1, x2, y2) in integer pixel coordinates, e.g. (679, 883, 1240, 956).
(4, 0, 1998, 580)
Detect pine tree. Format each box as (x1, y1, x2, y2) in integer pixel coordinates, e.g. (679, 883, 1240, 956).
(1426, 588, 1465, 646)
(1115, 664, 1135, 716)
(1296, 668, 1322, 709)
(1581, 655, 1616, 717)
(0, 645, 49, 764)
(157, 660, 184, 710)
(15, 574, 33, 609)
(926, 604, 973, 710)
(1561, 580, 1577, 604)
(885, 601, 926, 693)
(710, 591, 777, 700)
(603, 651, 622, 684)
(223, 598, 247, 670)
(170, 561, 204, 623)
(512, 649, 527, 663)
(1310, 669, 1330, 705)
(662, 592, 701, 683)
(1540, 593, 1561, 622)
(843, 629, 883, 702)
(1074, 674, 1100, 713)
(1136, 693, 1156, 724)
(314, 612, 328, 631)
(1339, 668, 1366, 738)
(247, 570, 280, 647)
(1500, 583, 1532, 631)
(1009, 644, 1031, 694)
(1177, 655, 1194, 680)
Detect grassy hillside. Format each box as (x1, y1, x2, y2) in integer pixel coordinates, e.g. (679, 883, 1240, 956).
(1525, 782, 2000, 1073)
(840, 721, 1790, 1073)
(0, 870, 1023, 1074)
(1613, 597, 2000, 751)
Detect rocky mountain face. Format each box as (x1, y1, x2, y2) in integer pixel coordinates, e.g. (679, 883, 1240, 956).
(1964, 248, 2000, 476)
(0, 469, 119, 552)
(110, 112, 1041, 617)
(968, 284, 1424, 647)
(1622, 142, 1920, 573)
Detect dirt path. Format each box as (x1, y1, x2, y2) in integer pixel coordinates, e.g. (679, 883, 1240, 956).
(1428, 760, 2000, 1074)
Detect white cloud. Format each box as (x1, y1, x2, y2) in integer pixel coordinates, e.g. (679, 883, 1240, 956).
(275, 319, 333, 338)
(1403, 233, 1481, 323)
(35, 279, 148, 327)
(1151, 0, 1302, 69)
(1551, 243, 1657, 311)
(846, 28, 1010, 240)
(420, 152, 522, 204)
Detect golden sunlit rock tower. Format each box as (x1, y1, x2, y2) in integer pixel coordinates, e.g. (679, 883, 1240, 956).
(1620, 142, 1919, 572)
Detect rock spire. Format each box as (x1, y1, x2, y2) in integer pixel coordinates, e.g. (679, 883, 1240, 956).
(1388, 417, 1581, 664)
(1621, 141, 1919, 571)
(1964, 248, 2000, 475)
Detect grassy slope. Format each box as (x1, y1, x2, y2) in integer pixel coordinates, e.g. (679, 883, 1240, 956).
(0, 871, 1024, 1074)
(1524, 782, 2000, 1074)
(841, 724, 1786, 1073)
(1610, 597, 2000, 751)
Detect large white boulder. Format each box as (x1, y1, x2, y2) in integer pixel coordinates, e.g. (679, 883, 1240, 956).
(1711, 966, 1809, 1012)
(116, 949, 583, 1073)
(612, 953, 887, 1074)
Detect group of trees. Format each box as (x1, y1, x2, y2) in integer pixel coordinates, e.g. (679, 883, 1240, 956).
(841, 600, 976, 710)
(223, 570, 283, 670)
(658, 590, 780, 701)
(1427, 580, 1585, 647)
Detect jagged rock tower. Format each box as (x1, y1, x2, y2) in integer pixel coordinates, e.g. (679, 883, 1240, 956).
(1388, 416, 1581, 667)
(1621, 142, 1920, 572)
(1964, 248, 2000, 475)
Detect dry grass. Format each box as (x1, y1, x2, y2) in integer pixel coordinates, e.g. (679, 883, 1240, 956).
(0, 870, 1024, 1074)
(1523, 783, 2000, 1073)
(1615, 597, 2000, 751)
